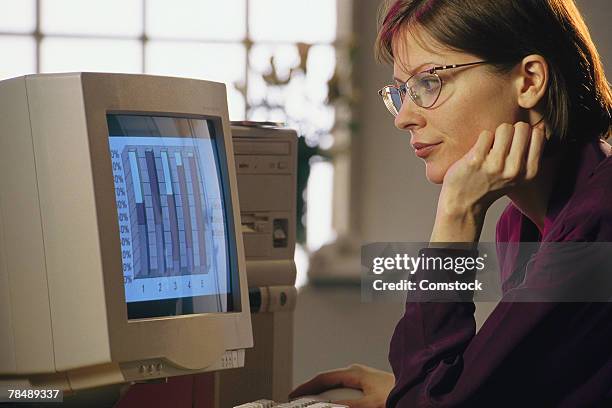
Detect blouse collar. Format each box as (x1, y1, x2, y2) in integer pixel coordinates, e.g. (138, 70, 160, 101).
(541, 137, 611, 239)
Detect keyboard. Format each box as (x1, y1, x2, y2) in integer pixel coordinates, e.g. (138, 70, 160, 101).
(233, 398, 348, 408)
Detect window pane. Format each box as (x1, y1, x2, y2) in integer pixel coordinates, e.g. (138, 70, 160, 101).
(0, 0, 36, 32)
(247, 44, 335, 142)
(249, 44, 300, 83)
(146, 41, 246, 120)
(249, 0, 336, 43)
(146, 0, 246, 40)
(41, 38, 142, 73)
(306, 160, 335, 252)
(0, 36, 36, 80)
(306, 45, 336, 85)
(41, 0, 142, 36)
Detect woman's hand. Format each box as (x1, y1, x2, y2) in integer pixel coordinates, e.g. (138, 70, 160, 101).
(442, 121, 546, 215)
(289, 364, 395, 408)
(429, 122, 546, 243)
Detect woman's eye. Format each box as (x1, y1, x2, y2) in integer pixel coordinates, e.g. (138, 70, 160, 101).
(421, 78, 438, 91)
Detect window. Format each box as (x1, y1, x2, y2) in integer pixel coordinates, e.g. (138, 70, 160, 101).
(1, 0, 350, 286)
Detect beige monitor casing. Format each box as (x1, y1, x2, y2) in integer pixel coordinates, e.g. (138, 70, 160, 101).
(0, 73, 253, 391)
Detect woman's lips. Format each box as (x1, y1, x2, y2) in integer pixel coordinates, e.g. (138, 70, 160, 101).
(413, 142, 442, 158)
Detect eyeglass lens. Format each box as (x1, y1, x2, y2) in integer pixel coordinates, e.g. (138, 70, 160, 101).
(382, 72, 442, 115)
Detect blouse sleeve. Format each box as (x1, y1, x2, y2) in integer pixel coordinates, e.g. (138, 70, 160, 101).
(386, 243, 612, 407)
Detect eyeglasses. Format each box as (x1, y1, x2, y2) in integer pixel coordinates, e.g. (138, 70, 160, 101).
(378, 61, 489, 116)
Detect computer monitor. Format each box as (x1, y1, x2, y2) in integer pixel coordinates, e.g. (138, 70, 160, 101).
(0, 73, 252, 391)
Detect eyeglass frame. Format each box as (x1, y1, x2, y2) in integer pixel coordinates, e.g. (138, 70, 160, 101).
(378, 60, 489, 115)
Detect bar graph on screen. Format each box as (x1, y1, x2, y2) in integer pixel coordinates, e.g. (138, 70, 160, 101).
(109, 135, 229, 304)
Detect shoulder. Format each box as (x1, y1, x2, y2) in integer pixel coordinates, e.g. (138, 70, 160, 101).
(495, 202, 523, 243)
(555, 153, 612, 241)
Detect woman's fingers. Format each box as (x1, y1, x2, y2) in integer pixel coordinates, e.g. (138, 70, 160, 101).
(488, 123, 515, 170)
(483, 121, 544, 183)
(504, 122, 532, 179)
(469, 130, 495, 166)
(439, 120, 548, 215)
(288, 367, 361, 398)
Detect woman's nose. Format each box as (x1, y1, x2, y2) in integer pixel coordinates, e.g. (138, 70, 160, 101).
(394, 102, 425, 132)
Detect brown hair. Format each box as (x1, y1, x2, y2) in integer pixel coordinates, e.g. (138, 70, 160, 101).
(375, 0, 612, 143)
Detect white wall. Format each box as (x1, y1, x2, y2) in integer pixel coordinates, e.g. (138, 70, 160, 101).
(576, 0, 612, 69)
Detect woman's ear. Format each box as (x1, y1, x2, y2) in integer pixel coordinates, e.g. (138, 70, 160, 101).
(515, 54, 549, 110)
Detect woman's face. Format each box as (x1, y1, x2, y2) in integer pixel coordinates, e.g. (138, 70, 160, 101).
(392, 26, 525, 184)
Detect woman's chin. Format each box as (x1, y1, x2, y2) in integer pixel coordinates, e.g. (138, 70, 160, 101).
(425, 165, 446, 185)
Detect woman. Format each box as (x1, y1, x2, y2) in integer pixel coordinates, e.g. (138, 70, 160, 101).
(290, 0, 612, 406)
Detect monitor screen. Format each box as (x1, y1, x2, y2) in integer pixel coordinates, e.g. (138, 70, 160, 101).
(107, 114, 237, 319)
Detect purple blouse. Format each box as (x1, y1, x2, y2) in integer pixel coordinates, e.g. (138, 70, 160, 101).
(387, 138, 612, 407)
